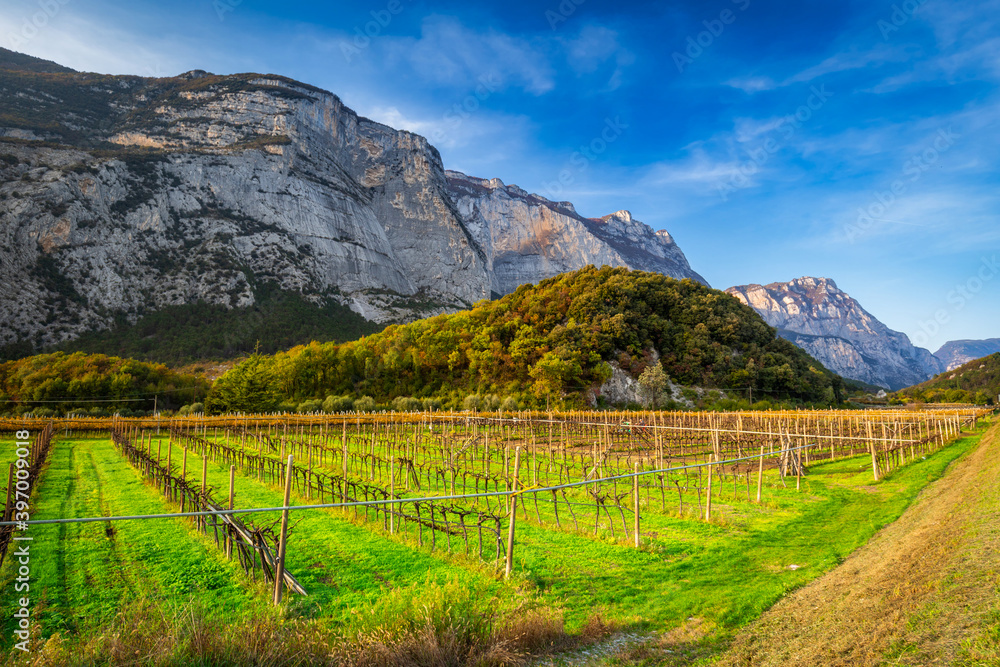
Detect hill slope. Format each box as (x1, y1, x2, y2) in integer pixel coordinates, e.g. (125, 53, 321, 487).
(0, 351, 208, 414)
(897, 352, 999, 405)
(209, 267, 844, 412)
(714, 422, 999, 667)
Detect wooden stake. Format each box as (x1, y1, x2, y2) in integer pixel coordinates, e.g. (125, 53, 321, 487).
(633, 462, 640, 548)
(273, 454, 294, 605)
(867, 421, 880, 482)
(796, 447, 802, 491)
(3, 464, 13, 523)
(705, 455, 714, 522)
(226, 465, 235, 560)
(505, 447, 522, 579)
(756, 445, 764, 503)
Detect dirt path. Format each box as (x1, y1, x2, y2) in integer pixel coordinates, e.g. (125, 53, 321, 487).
(712, 422, 1000, 666)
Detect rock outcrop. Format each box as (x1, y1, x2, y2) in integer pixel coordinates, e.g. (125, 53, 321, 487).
(445, 171, 706, 295)
(0, 49, 701, 351)
(725, 277, 943, 390)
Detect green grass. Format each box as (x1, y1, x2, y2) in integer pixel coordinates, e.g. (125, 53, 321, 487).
(182, 426, 983, 635)
(0, 423, 985, 660)
(181, 444, 517, 627)
(0, 436, 263, 647)
(506, 431, 982, 630)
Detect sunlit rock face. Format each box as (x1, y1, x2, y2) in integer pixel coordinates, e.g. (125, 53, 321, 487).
(0, 50, 707, 349)
(726, 277, 943, 390)
(446, 170, 707, 296)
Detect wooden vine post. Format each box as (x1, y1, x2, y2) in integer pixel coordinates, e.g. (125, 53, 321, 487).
(705, 454, 714, 522)
(200, 455, 208, 531)
(756, 445, 764, 503)
(274, 454, 294, 605)
(633, 462, 640, 548)
(796, 446, 802, 491)
(867, 421, 880, 482)
(389, 456, 395, 534)
(226, 465, 235, 560)
(504, 447, 522, 579)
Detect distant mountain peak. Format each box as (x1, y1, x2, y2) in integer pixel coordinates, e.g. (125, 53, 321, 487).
(604, 210, 633, 223)
(934, 338, 1000, 371)
(445, 170, 706, 294)
(726, 277, 941, 390)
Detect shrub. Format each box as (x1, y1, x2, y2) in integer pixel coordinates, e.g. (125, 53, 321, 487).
(391, 396, 423, 412)
(500, 396, 518, 412)
(354, 396, 376, 412)
(481, 394, 500, 411)
(322, 395, 354, 413)
(462, 394, 480, 411)
(421, 397, 442, 411)
(188, 402, 205, 415)
(296, 399, 322, 414)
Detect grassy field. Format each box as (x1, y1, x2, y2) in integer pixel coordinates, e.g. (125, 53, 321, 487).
(0, 414, 988, 665)
(0, 435, 263, 644)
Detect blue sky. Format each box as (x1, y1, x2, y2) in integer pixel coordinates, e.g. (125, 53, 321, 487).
(3, 0, 998, 351)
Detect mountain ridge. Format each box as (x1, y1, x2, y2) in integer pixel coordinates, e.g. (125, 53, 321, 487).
(934, 338, 1000, 372)
(0, 48, 703, 355)
(726, 277, 943, 390)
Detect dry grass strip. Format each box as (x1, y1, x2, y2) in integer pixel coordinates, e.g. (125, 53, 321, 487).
(714, 422, 1000, 666)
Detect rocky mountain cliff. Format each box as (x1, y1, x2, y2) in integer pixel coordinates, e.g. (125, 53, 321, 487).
(725, 277, 943, 390)
(444, 171, 706, 295)
(0, 49, 703, 353)
(934, 339, 1000, 371)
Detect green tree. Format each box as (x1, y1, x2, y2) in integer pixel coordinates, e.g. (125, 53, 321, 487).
(207, 352, 280, 413)
(638, 363, 669, 408)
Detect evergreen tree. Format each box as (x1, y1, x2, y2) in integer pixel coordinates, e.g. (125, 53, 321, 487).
(207, 348, 280, 413)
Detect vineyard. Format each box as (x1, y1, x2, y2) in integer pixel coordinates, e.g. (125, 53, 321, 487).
(0, 407, 991, 663)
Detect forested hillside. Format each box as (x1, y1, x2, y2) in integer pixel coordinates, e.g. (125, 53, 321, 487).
(896, 352, 999, 405)
(0, 352, 208, 415)
(210, 266, 844, 412)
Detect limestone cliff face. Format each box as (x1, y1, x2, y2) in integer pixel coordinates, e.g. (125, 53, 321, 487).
(725, 277, 942, 390)
(0, 62, 492, 348)
(0, 50, 705, 351)
(445, 171, 707, 295)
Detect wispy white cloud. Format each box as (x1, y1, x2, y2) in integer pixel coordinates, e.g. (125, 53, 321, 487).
(378, 16, 556, 95)
(724, 43, 913, 94)
(0, 9, 188, 76)
(562, 25, 635, 91)
(359, 103, 534, 153)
